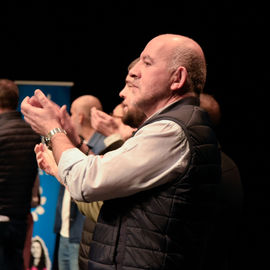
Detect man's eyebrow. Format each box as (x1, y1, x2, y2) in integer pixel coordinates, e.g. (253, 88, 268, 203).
(142, 55, 154, 63)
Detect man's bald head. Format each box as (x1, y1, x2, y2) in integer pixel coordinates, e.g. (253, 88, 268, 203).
(147, 34, 207, 95)
(72, 95, 102, 122)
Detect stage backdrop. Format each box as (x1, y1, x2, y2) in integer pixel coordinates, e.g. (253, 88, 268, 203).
(16, 80, 73, 269)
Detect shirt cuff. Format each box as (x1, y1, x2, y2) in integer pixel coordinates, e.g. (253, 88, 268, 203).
(58, 148, 86, 198)
(104, 133, 123, 147)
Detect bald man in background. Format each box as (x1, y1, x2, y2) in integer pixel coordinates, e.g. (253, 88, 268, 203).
(53, 95, 106, 270)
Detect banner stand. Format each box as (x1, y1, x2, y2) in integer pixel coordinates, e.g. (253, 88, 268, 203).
(16, 80, 73, 269)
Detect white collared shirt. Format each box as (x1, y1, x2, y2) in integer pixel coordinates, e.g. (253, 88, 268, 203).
(58, 118, 190, 203)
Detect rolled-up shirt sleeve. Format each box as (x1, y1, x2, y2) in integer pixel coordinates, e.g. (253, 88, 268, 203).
(58, 120, 191, 202)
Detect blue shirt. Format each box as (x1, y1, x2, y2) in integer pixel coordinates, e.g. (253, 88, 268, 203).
(87, 132, 106, 154)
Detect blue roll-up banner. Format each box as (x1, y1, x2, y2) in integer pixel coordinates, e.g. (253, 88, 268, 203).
(16, 80, 73, 269)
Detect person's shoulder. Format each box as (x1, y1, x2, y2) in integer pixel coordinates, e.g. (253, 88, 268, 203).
(221, 151, 241, 175)
(138, 119, 184, 136)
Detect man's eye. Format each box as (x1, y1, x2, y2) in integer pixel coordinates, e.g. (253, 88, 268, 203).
(144, 61, 151, 66)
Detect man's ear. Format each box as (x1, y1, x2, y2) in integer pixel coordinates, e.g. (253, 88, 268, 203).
(171, 66, 188, 91)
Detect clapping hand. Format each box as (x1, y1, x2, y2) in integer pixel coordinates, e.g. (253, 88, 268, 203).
(21, 89, 62, 135)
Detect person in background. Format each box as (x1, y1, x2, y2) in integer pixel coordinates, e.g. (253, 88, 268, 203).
(91, 57, 144, 153)
(68, 95, 105, 153)
(53, 95, 106, 270)
(199, 92, 243, 270)
(21, 33, 221, 269)
(0, 79, 41, 270)
(199, 93, 243, 211)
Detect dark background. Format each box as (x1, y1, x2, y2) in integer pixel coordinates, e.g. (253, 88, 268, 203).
(0, 2, 268, 268)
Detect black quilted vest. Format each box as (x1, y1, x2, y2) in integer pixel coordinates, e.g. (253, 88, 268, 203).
(88, 97, 221, 270)
(0, 111, 41, 219)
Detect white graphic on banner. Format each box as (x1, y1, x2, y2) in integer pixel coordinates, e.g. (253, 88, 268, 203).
(31, 169, 47, 222)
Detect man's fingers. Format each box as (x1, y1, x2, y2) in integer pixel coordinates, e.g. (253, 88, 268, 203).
(97, 110, 109, 120)
(21, 96, 42, 118)
(36, 152, 43, 161)
(20, 96, 30, 113)
(34, 89, 50, 108)
(34, 143, 44, 154)
(22, 96, 30, 104)
(28, 96, 43, 108)
(60, 105, 67, 113)
(34, 144, 40, 154)
(92, 108, 110, 121)
(23, 116, 30, 124)
(60, 105, 69, 120)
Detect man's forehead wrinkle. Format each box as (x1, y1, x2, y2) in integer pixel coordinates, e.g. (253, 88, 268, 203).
(144, 42, 172, 61)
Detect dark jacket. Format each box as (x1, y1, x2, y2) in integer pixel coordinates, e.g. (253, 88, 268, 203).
(79, 216, 99, 270)
(202, 150, 243, 270)
(88, 97, 221, 270)
(0, 111, 40, 219)
(79, 139, 125, 270)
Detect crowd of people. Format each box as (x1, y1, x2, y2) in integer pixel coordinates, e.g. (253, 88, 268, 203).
(0, 33, 243, 270)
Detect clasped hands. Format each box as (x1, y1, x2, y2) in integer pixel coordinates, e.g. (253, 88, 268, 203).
(21, 89, 79, 146)
(21, 89, 62, 136)
(21, 89, 77, 182)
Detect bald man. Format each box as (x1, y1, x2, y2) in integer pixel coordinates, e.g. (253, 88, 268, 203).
(22, 34, 221, 269)
(69, 95, 105, 153)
